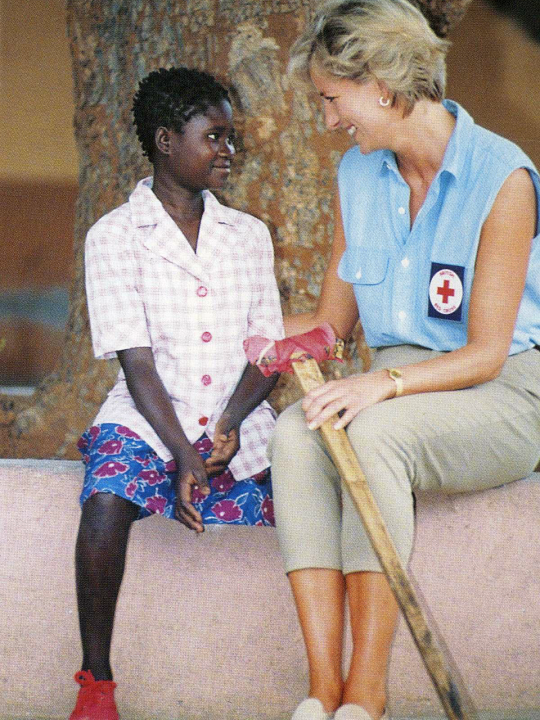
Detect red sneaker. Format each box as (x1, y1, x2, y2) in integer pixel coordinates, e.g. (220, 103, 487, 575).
(69, 670, 119, 720)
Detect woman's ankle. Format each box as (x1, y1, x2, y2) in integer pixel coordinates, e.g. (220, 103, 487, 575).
(340, 692, 386, 720)
(342, 675, 387, 718)
(309, 678, 343, 713)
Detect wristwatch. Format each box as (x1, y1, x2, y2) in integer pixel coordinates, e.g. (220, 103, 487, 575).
(387, 368, 404, 397)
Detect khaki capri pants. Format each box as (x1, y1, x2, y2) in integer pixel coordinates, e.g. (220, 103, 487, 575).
(268, 345, 540, 575)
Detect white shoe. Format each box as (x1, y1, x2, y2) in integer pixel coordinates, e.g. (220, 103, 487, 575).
(334, 705, 389, 720)
(291, 697, 333, 719)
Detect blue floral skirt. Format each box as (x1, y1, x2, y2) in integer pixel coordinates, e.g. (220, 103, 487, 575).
(77, 423, 274, 526)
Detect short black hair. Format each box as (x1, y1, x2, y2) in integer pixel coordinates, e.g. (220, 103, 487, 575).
(132, 67, 231, 160)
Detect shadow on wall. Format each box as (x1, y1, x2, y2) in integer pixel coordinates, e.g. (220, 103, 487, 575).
(484, 0, 540, 43)
(0, 181, 77, 387)
(447, 0, 540, 167)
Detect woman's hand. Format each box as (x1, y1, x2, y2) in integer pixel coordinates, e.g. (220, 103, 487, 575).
(205, 416, 240, 477)
(174, 445, 210, 533)
(302, 370, 395, 431)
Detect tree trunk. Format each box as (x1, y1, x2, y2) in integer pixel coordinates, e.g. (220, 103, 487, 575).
(0, 0, 469, 459)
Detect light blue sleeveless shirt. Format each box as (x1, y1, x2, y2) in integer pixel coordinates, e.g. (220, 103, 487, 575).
(337, 100, 540, 354)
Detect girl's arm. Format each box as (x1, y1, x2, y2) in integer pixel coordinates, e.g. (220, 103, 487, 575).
(117, 346, 209, 532)
(206, 219, 283, 475)
(205, 365, 279, 475)
(284, 192, 360, 340)
(304, 168, 537, 430)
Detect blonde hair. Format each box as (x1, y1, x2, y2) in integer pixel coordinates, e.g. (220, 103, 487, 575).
(289, 0, 450, 114)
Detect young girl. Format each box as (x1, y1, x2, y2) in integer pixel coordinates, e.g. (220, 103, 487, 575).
(269, 1, 540, 719)
(70, 67, 284, 720)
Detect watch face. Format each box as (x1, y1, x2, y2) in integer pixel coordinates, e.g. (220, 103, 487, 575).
(390, 369, 402, 379)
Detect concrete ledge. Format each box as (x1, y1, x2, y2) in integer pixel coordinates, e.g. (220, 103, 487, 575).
(0, 460, 539, 719)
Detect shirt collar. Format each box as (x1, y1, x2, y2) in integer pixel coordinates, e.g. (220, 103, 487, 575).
(200, 188, 237, 228)
(439, 99, 473, 179)
(129, 177, 162, 227)
(379, 99, 474, 181)
(129, 177, 237, 228)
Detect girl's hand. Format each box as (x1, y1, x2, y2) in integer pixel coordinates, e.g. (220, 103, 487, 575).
(205, 416, 240, 476)
(174, 446, 210, 533)
(302, 371, 396, 431)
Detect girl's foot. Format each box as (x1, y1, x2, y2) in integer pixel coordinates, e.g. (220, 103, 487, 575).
(69, 670, 119, 720)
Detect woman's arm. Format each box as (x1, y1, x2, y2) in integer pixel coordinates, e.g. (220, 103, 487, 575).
(118, 347, 209, 532)
(303, 168, 537, 429)
(285, 191, 360, 339)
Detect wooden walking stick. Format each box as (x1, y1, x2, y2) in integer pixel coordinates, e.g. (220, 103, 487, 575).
(245, 324, 477, 720)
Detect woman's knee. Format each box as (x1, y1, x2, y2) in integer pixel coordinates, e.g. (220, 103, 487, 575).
(346, 410, 414, 476)
(268, 399, 313, 459)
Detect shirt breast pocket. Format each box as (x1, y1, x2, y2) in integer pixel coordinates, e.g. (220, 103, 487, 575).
(339, 247, 389, 285)
(338, 247, 390, 340)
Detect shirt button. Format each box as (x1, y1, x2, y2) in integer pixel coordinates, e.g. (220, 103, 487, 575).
(197, 286, 208, 297)
(201, 331, 212, 343)
(398, 206, 406, 215)
(398, 310, 407, 320)
(355, 269, 362, 279)
(198, 416, 209, 426)
(201, 374, 212, 386)
(401, 257, 410, 268)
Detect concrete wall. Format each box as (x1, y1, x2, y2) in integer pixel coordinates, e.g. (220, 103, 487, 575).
(1, 460, 540, 719)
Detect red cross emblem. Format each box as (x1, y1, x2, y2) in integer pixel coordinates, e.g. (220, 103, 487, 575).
(437, 279, 455, 304)
(429, 268, 463, 316)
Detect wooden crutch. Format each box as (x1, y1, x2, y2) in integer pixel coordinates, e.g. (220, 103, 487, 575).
(245, 324, 477, 720)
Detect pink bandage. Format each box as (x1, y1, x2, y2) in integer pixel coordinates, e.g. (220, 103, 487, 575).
(244, 322, 343, 376)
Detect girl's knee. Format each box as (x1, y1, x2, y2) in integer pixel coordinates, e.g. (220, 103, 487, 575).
(81, 492, 138, 529)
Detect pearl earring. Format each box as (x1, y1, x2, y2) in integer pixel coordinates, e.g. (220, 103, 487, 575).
(379, 96, 390, 107)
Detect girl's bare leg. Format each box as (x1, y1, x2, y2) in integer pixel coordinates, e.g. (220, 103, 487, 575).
(75, 492, 139, 681)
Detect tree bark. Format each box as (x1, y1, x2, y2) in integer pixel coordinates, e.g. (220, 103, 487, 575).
(0, 0, 469, 459)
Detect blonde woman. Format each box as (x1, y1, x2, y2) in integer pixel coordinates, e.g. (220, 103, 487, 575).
(268, 1, 540, 719)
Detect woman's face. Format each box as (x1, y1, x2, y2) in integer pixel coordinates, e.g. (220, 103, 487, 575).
(309, 64, 396, 154)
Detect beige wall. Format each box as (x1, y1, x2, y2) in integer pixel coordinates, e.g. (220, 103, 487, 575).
(2, 0, 539, 184)
(0, 0, 78, 182)
(447, 0, 540, 167)
(0, 0, 78, 385)
(0, 0, 539, 385)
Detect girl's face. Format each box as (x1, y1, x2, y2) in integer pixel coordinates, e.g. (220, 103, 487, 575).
(162, 99, 236, 192)
(310, 65, 396, 154)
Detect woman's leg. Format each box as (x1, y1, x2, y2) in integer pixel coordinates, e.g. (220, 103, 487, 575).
(75, 492, 139, 680)
(364, 345, 540, 497)
(270, 398, 414, 716)
(270, 401, 347, 712)
(342, 572, 399, 719)
(335, 346, 540, 718)
(269, 399, 346, 573)
(273, 347, 540, 719)
(288, 569, 346, 712)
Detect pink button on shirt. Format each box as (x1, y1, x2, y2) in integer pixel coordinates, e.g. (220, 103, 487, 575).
(85, 178, 284, 479)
